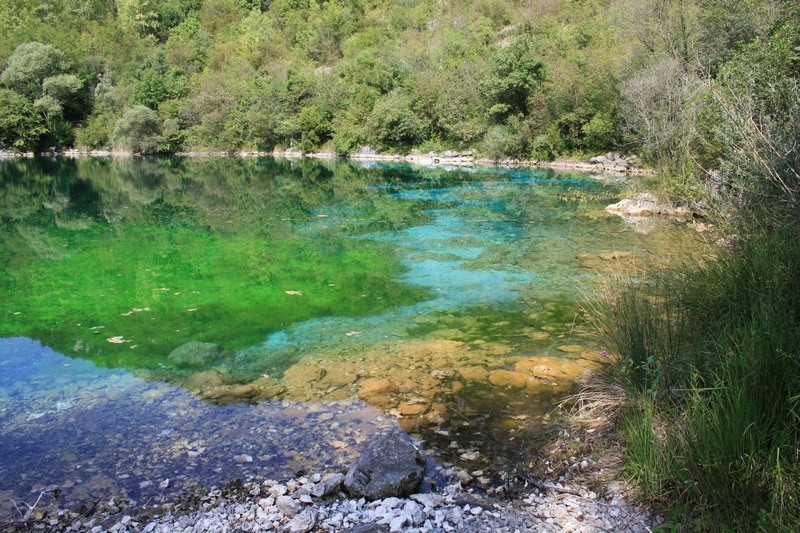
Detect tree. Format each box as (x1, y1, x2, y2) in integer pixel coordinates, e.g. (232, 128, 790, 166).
(481, 36, 544, 120)
(115, 0, 158, 35)
(368, 91, 426, 150)
(42, 73, 84, 118)
(133, 68, 168, 108)
(710, 21, 800, 219)
(0, 89, 47, 150)
(621, 56, 701, 170)
(112, 104, 163, 153)
(0, 42, 70, 98)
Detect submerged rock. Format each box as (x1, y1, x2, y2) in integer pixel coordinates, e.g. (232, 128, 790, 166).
(488, 369, 529, 389)
(183, 369, 232, 392)
(344, 434, 425, 500)
(456, 366, 489, 382)
(168, 341, 220, 368)
(357, 378, 393, 400)
(514, 356, 586, 380)
(606, 192, 690, 219)
(283, 364, 326, 386)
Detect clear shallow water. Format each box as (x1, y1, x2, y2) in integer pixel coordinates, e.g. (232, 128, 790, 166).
(0, 337, 405, 519)
(0, 157, 697, 517)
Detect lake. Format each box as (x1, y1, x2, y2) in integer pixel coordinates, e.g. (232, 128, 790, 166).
(0, 156, 695, 518)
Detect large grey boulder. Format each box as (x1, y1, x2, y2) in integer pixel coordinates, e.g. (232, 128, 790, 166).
(344, 434, 426, 500)
(167, 341, 220, 368)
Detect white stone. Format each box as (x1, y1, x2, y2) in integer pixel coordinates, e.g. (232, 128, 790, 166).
(404, 501, 425, 525)
(390, 515, 408, 532)
(286, 509, 317, 533)
(269, 484, 287, 497)
(276, 495, 300, 517)
(410, 493, 443, 509)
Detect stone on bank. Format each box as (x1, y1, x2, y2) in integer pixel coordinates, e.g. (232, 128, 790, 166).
(344, 433, 426, 500)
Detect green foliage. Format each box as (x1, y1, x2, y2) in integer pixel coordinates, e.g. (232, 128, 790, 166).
(34, 94, 63, 122)
(116, 0, 159, 36)
(481, 124, 524, 160)
(297, 104, 332, 150)
(482, 36, 544, 120)
(76, 112, 115, 149)
(112, 104, 162, 153)
(0, 88, 47, 150)
(368, 91, 426, 151)
(42, 73, 85, 118)
(42, 73, 82, 101)
(159, 0, 202, 29)
(589, 11, 800, 528)
(0, 0, 792, 164)
(710, 21, 800, 223)
(0, 41, 70, 98)
(133, 68, 168, 108)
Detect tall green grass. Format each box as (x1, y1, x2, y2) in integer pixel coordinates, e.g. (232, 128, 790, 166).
(589, 227, 800, 530)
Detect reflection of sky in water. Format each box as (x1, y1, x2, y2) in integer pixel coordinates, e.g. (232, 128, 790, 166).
(0, 337, 414, 520)
(247, 180, 533, 361)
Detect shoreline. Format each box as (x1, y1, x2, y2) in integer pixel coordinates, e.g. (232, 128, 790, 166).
(12, 417, 656, 532)
(1, 148, 656, 177)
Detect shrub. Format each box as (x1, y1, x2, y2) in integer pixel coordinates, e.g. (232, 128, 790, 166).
(112, 105, 163, 154)
(0, 89, 47, 150)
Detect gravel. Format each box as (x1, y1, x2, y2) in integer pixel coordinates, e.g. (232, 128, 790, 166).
(47, 471, 657, 532)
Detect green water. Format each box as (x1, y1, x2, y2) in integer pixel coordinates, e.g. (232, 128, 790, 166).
(1, 157, 432, 374)
(1, 157, 694, 381)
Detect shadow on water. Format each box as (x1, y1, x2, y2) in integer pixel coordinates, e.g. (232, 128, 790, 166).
(0, 156, 701, 518)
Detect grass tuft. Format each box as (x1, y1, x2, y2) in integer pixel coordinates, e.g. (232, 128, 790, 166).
(587, 226, 800, 530)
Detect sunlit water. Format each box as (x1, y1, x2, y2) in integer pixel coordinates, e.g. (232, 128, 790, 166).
(0, 157, 697, 518)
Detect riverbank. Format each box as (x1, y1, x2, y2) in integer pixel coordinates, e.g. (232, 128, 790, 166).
(2, 147, 656, 178)
(7, 407, 658, 533)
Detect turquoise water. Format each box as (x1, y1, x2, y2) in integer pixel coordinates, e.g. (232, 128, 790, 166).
(0, 156, 696, 517)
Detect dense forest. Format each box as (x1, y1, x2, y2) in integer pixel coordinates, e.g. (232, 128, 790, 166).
(0, 1, 796, 174)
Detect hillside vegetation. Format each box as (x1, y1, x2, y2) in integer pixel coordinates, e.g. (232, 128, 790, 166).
(0, 1, 794, 171)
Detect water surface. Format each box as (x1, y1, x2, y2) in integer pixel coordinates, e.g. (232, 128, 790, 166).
(0, 156, 695, 517)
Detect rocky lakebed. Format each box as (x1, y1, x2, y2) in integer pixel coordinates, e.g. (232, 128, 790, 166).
(1, 335, 660, 532)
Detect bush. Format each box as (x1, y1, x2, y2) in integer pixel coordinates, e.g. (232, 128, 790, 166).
(112, 105, 163, 154)
(76, 113, 116, 150)
(481, 124, 523, 160)
(368, 91, 426, 151)
(0, 89, 47, 150)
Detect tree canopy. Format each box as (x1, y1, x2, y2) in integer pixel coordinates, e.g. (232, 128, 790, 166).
(0, 0, 794, 173)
